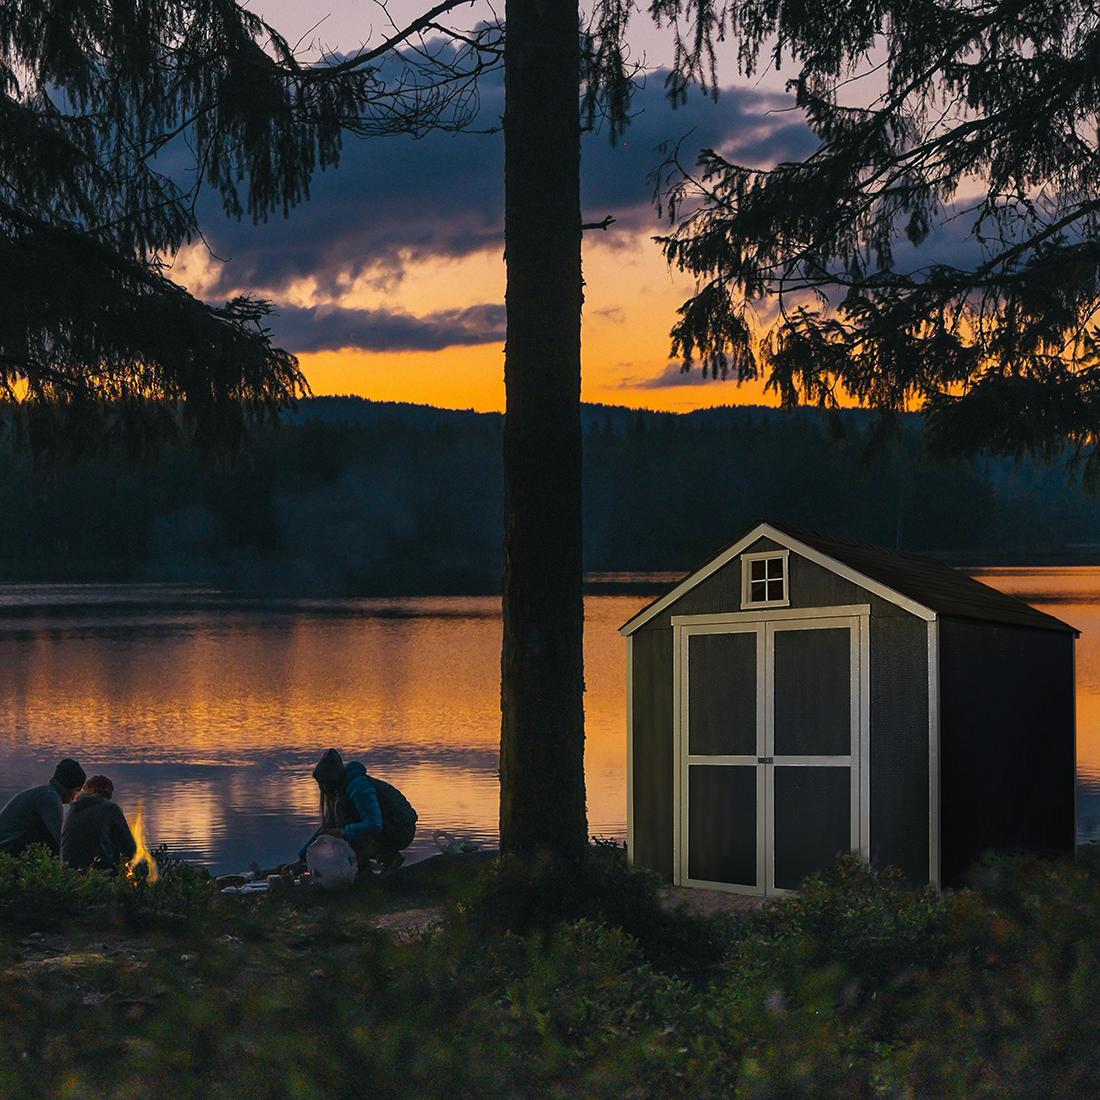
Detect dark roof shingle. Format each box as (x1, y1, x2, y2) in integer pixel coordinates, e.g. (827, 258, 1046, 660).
(768, 520, 1076, 633)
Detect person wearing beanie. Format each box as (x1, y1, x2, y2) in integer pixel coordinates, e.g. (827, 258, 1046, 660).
(298, 748, 418, 875)
(60, 776, 137, 872)
(0, 758, 86, 857)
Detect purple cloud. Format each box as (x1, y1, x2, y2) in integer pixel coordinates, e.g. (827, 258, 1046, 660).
(617, 361, 737, 388)
(192, 68, 815, 302)
(270, 302, 505, 353)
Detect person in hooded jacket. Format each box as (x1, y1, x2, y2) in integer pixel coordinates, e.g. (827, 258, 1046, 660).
(0, 758, 86, 857)
(60, 776, 137, 872)
(299, 749, 417, 875)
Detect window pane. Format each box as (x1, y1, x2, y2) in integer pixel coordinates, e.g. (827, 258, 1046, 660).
(773, 766, 851, 890)
(773, 627, 852, 755)
(766, 579, 784, 601)
(767, 557, 784, 579)
(688, 632, 757, 755)
(750, 580, 768, 602)
(689, 765, 757, 886)
(750, 559, 767, 581)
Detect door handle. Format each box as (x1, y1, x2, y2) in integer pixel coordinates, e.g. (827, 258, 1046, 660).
(758, 756, 774, 764)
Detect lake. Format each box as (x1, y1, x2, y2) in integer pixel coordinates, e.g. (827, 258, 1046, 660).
(0, 569, 1098, 873)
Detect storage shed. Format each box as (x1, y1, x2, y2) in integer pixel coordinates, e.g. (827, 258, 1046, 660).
(621, 521, 1077, 894)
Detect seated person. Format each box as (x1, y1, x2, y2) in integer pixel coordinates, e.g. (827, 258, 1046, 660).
(0, 758, 86, 857)
(60, 775, 137, 872)
(300, 749, 417, 875)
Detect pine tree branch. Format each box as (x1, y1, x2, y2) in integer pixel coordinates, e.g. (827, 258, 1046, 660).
(299, 0, 486, 80)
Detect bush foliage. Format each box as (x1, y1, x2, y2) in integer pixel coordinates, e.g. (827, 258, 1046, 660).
(1, 845, 1100, 1097)
(455, 840, 728, 976)
(0, 844, 213, 928)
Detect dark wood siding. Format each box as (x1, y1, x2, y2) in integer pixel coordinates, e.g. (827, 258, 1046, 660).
(630, 628, 674, 877)
(869, 615, 929, 883)
(939, 618, 1076, 886)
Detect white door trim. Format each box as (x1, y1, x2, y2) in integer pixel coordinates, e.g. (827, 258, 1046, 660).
(672, 603, 870, 626)
(859, 613, 871, 862)
(674, 608, 870, 896)
(765, 616, 863, 896)
(1072, 635, 1079, 853)
(675, 619, 765, 893)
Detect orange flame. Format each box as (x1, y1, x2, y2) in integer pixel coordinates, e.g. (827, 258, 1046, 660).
(126, 805, 159, 885)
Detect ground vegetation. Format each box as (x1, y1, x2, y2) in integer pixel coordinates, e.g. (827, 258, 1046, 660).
(1, 846, 1098, 1097)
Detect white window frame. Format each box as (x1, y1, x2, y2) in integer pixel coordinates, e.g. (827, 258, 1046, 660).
(741, 549, 790, 609)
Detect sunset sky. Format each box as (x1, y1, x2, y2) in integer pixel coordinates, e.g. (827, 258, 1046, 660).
(172, 1, 815, 412)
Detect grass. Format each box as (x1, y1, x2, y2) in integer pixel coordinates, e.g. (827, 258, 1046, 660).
(1, 844, 1100, 1097)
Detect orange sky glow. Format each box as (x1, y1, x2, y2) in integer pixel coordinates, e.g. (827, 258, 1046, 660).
(176, 228, 779, 414)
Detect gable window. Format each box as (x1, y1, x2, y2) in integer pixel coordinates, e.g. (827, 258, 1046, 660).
(741, 551, 789, 608)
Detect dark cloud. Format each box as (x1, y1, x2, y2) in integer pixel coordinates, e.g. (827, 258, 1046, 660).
(618, 361, 732, 388)
(270, 302, 505, 352)
(184, 56, 1001, 369)
(192, 68, 814, 299)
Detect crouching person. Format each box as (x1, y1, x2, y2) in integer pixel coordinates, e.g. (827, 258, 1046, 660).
(301, 749, 417, 876)
(60, 776, 137, 872)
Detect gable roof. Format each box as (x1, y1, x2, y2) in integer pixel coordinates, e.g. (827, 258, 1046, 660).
(620, 520, 1078, 636)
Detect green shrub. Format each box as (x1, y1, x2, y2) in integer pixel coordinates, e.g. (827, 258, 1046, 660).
(733, 853, 949, 990)
(890, 852, 1100, 1098)
(0, 844, 213, 929)
(650, 856, 951, 1096)
(0, 845, 115, 924)
(456, 840, 728, 976)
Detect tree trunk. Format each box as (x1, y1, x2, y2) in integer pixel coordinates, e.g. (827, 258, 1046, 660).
(499, 0, 587, 859)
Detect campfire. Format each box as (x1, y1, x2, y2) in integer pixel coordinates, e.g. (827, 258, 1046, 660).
(125, 805, 159, 884)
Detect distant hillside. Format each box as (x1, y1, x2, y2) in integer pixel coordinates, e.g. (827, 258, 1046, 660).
(0, 395, 1094, 594)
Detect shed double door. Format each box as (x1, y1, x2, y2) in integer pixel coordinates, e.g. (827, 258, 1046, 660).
(679, 616, 863, 895)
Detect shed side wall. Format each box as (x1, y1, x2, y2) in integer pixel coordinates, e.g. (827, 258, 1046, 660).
(938, 618, 1076, 886)
(869, 615, 929, 883)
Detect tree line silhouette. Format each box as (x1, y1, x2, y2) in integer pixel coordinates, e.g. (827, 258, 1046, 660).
(0, 397, 1093, 595)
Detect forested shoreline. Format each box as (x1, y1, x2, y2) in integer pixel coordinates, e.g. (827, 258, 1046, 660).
(0, 396, 1095, 594)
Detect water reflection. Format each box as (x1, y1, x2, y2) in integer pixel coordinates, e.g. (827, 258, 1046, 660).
(1, 571, 1098, 871)
(0, 587, 632, 871)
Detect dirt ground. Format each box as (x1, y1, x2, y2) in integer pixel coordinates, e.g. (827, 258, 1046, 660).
(659, 886, 766, 917)
(370, 905, 444, 939)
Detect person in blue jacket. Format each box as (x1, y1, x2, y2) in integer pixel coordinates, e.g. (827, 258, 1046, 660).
(299, 748, 417, 875)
